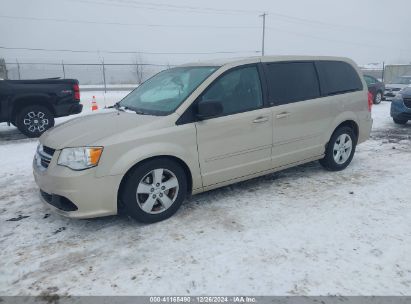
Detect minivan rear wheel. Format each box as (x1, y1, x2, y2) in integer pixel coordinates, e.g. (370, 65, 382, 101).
(120, 158, 187, 223)
(320, 126, 357, 171)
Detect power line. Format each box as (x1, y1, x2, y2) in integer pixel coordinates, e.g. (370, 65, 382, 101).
(0, 15, 260, 29)
(64, 0, 402, 35)
(266, 26, 411, 52)
(0, 46, 261, 55)
(69, 0, 260, 15)
(4, 62, 173, 67)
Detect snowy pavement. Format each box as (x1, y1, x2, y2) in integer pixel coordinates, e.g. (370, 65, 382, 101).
(0, 100, 410, 296)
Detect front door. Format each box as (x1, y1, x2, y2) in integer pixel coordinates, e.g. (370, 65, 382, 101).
(195, 65, 273, 187)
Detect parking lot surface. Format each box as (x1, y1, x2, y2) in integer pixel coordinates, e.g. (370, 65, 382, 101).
(0, 101, 410, 296)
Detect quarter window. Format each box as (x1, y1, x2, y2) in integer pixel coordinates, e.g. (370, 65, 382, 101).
(264, 62, 321, 105)
(364, 75, 377, 85)
(201, 66, 263, 116)
(316, 61, 363, 96)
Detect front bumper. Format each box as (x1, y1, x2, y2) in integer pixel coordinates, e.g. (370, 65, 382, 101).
(390, 99, 411, 120)
(33, 150, 122, 219)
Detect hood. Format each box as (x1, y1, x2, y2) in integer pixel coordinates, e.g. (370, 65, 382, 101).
(40, 109, 160, 149)
(386, 83, 409, 90)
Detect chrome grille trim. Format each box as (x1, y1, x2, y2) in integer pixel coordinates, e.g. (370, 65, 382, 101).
(37, 145, 55, 169)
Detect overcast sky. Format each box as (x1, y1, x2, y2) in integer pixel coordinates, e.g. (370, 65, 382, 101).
(1, 0, 411, 66)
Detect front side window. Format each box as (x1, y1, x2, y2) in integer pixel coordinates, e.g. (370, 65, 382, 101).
(200, 66, 263, 116)
(120, 66, 218, 115)
(265, 62, 321, 105)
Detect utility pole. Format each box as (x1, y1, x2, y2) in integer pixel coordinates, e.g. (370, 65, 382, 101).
(62, 60, 66, 79)
(260, 12, 267, 56)
(102, 58, 107, 93)
(16, 59, 21, 80)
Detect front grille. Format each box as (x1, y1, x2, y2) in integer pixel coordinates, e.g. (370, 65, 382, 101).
(404, 97, 411, 108)
(38, 146, 55, 169)
(385, 93, 396, 97)
(43, 146, 55, 156)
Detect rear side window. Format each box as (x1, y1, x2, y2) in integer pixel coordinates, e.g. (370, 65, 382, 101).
(264, 62, 320, 105)
(316, 61, 363, 96)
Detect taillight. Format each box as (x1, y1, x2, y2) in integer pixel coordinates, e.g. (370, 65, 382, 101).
(73, 83, 80, 101)
(367, 92, 373, 112)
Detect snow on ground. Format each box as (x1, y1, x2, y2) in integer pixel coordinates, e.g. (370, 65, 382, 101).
(0, 101, 410, 296)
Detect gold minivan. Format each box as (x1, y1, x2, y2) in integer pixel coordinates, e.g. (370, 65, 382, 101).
(33, 56, 373, 223)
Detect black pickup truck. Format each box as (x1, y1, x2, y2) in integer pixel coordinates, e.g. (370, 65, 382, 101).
(0, 78, 83, 137)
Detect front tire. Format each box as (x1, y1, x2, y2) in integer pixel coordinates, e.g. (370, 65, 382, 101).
(374, 91, 382, 104)
(393, 118, 407, 125)
(320, 126, 357, 171)
(15, 105, 55, 138)
(120, 158, 187, 223)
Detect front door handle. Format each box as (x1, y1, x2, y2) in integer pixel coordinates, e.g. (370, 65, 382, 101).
(253, 116, 269, 123)
(276, 112, 291, 119)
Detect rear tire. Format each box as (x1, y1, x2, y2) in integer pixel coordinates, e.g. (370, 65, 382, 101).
(393, 118, 407, 125)
(319, 126, 357, 171)
(120, 158, 187, 223)
(15, 105, 55, 138)
(374, 91, 382, 104)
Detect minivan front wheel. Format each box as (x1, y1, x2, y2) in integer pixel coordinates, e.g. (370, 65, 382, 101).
(120, 158, 187, 223)
(320, 127, 357, 171)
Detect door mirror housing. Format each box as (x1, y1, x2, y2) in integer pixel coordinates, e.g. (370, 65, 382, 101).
(196, 99, 223, 120)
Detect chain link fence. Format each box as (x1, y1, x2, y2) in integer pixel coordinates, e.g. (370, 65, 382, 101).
(1, 61, 171, 89)
(2, 60, 411, 87)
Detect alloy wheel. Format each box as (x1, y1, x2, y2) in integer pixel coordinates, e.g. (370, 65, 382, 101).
(375, 92, 382, 104)
(136, 168, 179, 214)
(23, 111, 49, 133)
(333, 133, 353, 165)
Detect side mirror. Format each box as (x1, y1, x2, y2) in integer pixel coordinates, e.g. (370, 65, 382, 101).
(196, 99, 223, 120)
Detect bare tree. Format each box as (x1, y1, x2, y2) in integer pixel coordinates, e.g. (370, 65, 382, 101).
(134, 55, 144, 84)
(0, 58, 8, 80)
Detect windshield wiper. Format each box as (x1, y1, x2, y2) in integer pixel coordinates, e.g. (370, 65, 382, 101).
(109, 102, 125, 111)
(110, 102, 150, 115)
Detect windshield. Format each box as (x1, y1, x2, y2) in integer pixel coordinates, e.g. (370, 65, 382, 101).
(391, 77, 411, 85)
(119, 66, 218, 115)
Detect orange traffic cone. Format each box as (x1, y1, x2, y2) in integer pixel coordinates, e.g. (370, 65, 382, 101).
(91, 96, 98, 111)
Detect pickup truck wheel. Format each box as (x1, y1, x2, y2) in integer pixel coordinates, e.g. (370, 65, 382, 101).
(319, 126, 357, 171)
(120, 158, 187, 223)
(16, 105, 55, 138)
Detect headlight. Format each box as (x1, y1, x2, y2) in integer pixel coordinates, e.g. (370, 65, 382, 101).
(57, 147, 103, 170)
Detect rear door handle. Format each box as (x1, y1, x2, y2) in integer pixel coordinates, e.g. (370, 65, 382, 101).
(276, 112, 290, 119)
(253, 116, 269, 123)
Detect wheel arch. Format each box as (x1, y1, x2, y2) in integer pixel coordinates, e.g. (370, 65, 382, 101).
(325, 118, 359, 150)
(117, 155, 194, 211)
(11, 95, 55, 122)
